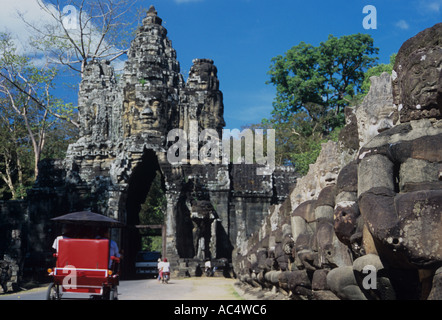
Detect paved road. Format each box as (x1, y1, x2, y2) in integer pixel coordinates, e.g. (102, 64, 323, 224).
(0, 277, 243, 300)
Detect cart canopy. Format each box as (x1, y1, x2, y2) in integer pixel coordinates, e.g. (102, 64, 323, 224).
(51, 211, 125, 228)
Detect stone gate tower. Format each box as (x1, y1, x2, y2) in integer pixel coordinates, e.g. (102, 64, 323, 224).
(25, 6, 295, 276)
(62, 6, 229, 270)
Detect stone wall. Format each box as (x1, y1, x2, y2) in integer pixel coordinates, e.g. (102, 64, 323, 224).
(0, 200, 27, 292)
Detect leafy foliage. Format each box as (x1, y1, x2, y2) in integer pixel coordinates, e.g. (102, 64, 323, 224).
(138, 171, 166, 252)
(248, 34, 380, 174)
(267, 33, 379, 134)
(0, 32, 78, 199)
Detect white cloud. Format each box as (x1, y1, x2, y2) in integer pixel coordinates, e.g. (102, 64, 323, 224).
(427, 1, 442, 12)
(0, 0, 126, 70)
(0, 1, 81, 65)
(395, 19, 410, 30)
(418, 0, 442, 13)
(0, 0, 47, 53)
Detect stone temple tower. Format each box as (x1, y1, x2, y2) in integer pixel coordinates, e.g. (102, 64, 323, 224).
(60, 6, 232, 273)
(120, 5, 183, 143)
(24, 6, 295, 277)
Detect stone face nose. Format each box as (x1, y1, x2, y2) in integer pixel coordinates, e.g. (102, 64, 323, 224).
(141, 106, 154, 117)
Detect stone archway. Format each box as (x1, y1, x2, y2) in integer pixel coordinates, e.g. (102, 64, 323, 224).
(119, 148, 165, 277)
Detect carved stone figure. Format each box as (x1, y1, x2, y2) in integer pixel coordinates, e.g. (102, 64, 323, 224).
(233, 24, 442, 300)
(355, 72, 398, 149)
(392, 22, 442, 123)
(357, 23, 442, 299)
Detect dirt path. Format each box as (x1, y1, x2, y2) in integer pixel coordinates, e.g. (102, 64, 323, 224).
(172, 277, 243, 300)
(0, 277, 271, 300)
(118, 277, 245, 300)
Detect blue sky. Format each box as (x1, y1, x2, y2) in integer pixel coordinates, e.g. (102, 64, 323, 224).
(142, 0, 442, 130)
(2, 0, 442, 130)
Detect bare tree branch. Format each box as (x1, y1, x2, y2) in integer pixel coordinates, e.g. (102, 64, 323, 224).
(19, 0, 139, 77)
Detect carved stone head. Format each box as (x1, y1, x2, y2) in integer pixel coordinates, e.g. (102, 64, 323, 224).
(187, 59, 219, 91)
(135, 88, 167, 131)
(392, 23, 442, 123)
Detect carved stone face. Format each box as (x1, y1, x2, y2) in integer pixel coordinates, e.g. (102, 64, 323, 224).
(393, 23, 442, 123)
(187, 59, 218, 91)
(395, 48, 442, 121)
(319, 166, 340, 188)
(139, 99, 163, 128)
(130, 87, 168, 134)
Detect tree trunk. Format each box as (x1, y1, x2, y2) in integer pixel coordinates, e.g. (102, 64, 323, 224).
(0, 153, 16, 199)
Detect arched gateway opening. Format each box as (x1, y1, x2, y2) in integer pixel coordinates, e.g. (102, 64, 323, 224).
(121, 149, 166, 278)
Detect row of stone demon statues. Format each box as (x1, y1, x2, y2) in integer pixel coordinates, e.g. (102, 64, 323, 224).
(233, 23, 442, 300)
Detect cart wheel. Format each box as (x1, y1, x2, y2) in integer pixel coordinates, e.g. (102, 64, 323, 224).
(46, 283, 60, 300)
(109, 286, 118, 300)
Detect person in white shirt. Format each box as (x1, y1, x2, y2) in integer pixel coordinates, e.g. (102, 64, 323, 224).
(52, 225, 74, 252)
(204, 259, 212, 276)
(160, 258, 170, 283)
(162, 258, 170, 272)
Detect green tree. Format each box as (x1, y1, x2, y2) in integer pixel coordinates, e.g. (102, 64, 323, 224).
(258, 34, 379, 173)
(0, 33, 54, 180)
(0, 111, 34, 199)
(268, 33, 379, 134)
(138, 171, 165, 251)
(245, 114, 341, 174)
(42, 120, 78, 160)
(0, 32, 78, 199)
(139, 171, 165, 226)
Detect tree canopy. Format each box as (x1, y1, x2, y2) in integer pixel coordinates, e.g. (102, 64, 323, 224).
(0, 32, 79, 199)
(253, 34, 382, 174)
(138, 171, 166, 252)
(268, 33, 379, 135)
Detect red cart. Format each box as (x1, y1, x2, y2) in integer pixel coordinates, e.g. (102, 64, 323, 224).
(46, 238, 120, 300)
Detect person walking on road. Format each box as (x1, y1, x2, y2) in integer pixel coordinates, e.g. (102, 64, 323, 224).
(160, 258, 170, 284)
